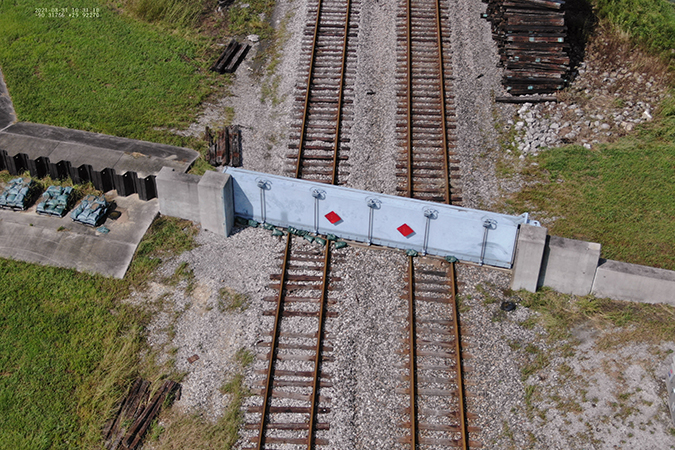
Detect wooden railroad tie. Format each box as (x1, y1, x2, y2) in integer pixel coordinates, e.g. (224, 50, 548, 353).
(102, 378, 181, 450)
(482, 0, 570, 96)
(209, 39, 250, 74)
(205, 125, 242, 167)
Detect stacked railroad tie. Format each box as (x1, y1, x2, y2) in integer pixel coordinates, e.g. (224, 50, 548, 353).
(482, 0, 570, 95)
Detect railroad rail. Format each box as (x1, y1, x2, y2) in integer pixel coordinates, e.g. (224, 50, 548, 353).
(396, 0, 477, 447)
(244, 0, 358, 446)
(395, 0, 461, 204)
(285, 0, 360, 185)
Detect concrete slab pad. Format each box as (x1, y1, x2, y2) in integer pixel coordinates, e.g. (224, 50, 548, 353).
(0, 67, 16, 131)
(0, 191, 158, 278)
(0, 132, 60, 160)
(2, 122, 197, 168)
(592, 259, 675, 306)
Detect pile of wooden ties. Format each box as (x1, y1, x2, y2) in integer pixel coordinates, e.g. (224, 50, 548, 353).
(483, 0, 569, 95)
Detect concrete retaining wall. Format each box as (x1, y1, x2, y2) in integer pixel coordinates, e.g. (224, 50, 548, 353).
(592, 259, 675, 306)
(538, 236, 601, 296)
(511, 224, 675, 305)
(156, 167, 233, 237)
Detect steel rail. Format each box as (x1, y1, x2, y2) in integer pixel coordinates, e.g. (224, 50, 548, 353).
(257, 234, 292, 449)
(405, 0, 414, 198)
(403, 0, 469, 447)
(331, 0, 352, 185)
(307, 244, 331, 449)
(295, 0, 324, 179)
(449, 261, 468, 450)
(407, 256, 418, 448)
(257, 0, 349, 444)
(433, 0, 451, 204)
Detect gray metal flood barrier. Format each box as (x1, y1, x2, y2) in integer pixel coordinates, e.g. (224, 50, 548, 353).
(223, 167, 538, 268)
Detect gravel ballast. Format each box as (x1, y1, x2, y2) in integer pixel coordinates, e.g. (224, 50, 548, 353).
(141, 0, 675, 448)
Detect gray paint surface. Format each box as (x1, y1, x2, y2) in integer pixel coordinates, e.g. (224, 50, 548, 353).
(511, 223, 548, 292)
(537, 235, 601, 295)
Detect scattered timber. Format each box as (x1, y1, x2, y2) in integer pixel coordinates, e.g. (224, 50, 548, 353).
(210, 39, 250, 74)
(103, 379, 181, 450)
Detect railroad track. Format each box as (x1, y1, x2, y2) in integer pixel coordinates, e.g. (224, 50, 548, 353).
(395, 0, 478, 447)
(244, 0, 358, 446)
(284, 0, 360, 185)
(395, 0, 461, 204)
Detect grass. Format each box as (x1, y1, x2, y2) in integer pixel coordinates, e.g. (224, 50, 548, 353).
(218, 287, 250, 312)
(0, 1, 228, 148)
(150, 347, 252, 449)
(121, 0, 212, 29)
(515, 288, 675, 346)
(0, 214, 198, 449)
(506, 132, 675, 270)
(595, 0, 675, 60)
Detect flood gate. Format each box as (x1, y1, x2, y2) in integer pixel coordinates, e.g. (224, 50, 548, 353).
(223, 167, 538, 268)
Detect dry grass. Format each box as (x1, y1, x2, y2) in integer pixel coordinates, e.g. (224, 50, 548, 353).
(515, 289, 675, 347)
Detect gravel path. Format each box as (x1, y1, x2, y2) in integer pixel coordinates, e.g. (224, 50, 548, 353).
(141, 0, 675, 448)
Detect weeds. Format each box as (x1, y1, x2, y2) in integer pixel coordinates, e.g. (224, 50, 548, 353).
(517, 288, 675, 347)
(218, 287, 249, 312)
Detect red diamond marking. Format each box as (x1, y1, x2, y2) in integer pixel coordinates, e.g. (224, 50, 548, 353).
(325, 211, 342, 225)
(397, 223, 414, 237)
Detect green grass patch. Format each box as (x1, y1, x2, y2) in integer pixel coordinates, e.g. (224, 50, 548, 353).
(218, 287, 249, 312)
(0, 0, 223, 147)
(595, 0, 675, 60)
(0, 215, 198, 448)
(122, 0, 212, 29)
(226, 0, 275, 40)
(507, 117, 675, 270)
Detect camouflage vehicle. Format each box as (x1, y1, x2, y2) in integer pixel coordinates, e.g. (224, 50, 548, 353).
(0, 177, 39, 211)
(36, 185, 75, 217)
(70, 194, 109, 226)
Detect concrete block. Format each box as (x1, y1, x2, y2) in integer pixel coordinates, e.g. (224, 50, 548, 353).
(591, 259, 675, 306)
(511, 224, 548, 292)
(156, 166, 201, 221)
(198, 170, 233, 236)
(538, 236, 601, 296)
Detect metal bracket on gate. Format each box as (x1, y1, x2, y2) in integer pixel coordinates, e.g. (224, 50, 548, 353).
(366, 197, 381, 245)
(256, 179, 272, 224)
(422, 208, 438, 256)
(480, 218, 498, 265)
(311, 188, 326, 234)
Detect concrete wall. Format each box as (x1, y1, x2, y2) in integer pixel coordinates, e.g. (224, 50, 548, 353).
(511, 224, 548, 292)
(511, 224, 675, 306)
(156, 167, 233, 237)
(592, 259, 675, 306)
(538, 236, 601, 296)
(198, 170, 234, 236)
(156, 167, 201, 222)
